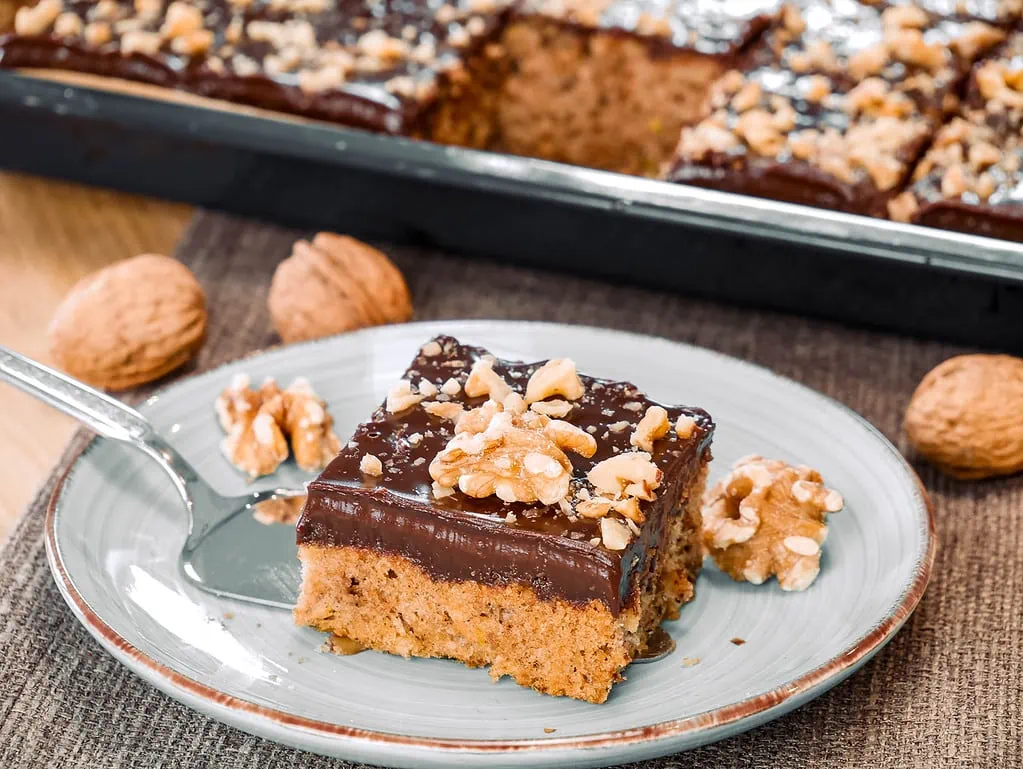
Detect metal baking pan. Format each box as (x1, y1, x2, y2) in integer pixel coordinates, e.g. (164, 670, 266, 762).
(2, 68, 1022, 350)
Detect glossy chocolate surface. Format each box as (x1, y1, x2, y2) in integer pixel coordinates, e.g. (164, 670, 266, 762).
(0, 0, 511, 133)
(297, 336, 713, 613)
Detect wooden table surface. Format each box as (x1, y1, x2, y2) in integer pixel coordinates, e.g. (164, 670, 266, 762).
(0, 171, 191, 540)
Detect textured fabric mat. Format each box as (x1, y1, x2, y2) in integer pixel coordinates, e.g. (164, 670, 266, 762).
(2, 211, 1021, 768)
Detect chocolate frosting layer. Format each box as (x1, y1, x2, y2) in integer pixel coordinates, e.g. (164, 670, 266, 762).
(297, 335, 713, 613)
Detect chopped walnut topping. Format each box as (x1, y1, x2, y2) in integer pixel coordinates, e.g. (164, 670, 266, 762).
(941, 164, 969, 198)
(631, 406, 670, 452)
(588, 451, 663, 501)
(79, 20, 110, 44)
(977, 60, 1023, 110)
(432, 481, 455, 499)
(420, 340, 443, 357)
(801, 74, 831, 103)
(951, 22, 1005, 61)
(599, 517, 633, 550)
(464, 358, 513, 401)
(386, 379, 424, 413)
(524, 358, 584, 403)
(502, 392, 527, 415)
(231, 54, 260, 76)
(161, 2, 203, 38)
(887, 191, 919, 223)
(677, 121, 740, 158)
(298, 65, 347, 93)
(121, 29, 162, 55)
(544, 419, 597, 458)
(171, 29, 215, 56)
(702, 456, 843, 591)
(529, 399, 573, 418)
(358, 28, 409, 60)
(731, 80, 763, 113)
(429, 411, 572, 505)
(15, 0, 63, 35)
(440, 378, 462, 396)
(848, 44, 889, 80)
(422, 400, 464, 421)
(881, 4, 929, 29)
(418, 379, 439, 398)
(675, 415, 698, 439)
(53, 11, 82, 37)
(969, 141, 1001, 170)
(360, 453, 383, 476)
(781, 4, 805, 35)
(735, 109, 784, 156)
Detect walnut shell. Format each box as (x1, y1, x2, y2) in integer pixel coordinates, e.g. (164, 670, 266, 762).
(268, 233, 413, 344)
(48, 254, 207, 391)
(904, 354, 1023, 480)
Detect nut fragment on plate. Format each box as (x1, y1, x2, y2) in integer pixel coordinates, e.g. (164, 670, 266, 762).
(252, 494, 307, 525)
(268, 232, 413, 344)
(48, 254, 207, 390)
(904, 354, 1023, 479)
(216, 374, 341, 479)
(702, 455, 843, 591)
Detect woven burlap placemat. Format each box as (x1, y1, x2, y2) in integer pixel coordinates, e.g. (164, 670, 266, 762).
(1, 211, 1020, 768)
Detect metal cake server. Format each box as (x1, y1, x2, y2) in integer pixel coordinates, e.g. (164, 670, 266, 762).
(0, 346, 303, 609)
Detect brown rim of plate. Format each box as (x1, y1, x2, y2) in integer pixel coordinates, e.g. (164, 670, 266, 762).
(41, 323, 937, 754)
(45, 440, 935, 754)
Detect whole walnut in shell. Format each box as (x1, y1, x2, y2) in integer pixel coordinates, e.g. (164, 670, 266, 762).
(48, 254, 207, 391)
(269, 233, 413, 343)
(904, 354, 1023, 480)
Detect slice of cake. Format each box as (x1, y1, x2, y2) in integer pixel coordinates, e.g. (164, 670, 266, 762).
(665, 0, 1005, 216)
(887, 33, 1023, 239)
(495, 0, 779, 175)
(294, 335, 714, 703)
(0, 0, 514, 143)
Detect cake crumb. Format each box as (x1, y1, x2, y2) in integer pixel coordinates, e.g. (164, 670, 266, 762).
(223, 611, 235, 620)
(543, 727, 557, 734)
(682, 656, 701, 667)
(730, 637, 746, 646)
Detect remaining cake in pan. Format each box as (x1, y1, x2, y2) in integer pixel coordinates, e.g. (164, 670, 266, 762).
(665, 0, 1005, 216)
(293, 336, 714, 703)
(0, 0, 516, 143)
(495, 0, 778, 174)
(887, 33, 1023, 239)
(0, 0, 776, 172)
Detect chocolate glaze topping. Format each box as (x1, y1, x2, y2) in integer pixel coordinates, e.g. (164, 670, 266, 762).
(0, 0, 512, 133)
(901, 33, 1023, 238)
(297, 336, 714, 614)
(668, 0, 1005, 217)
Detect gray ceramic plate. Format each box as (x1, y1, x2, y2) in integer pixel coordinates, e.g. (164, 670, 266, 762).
(46, 320, 934, 768)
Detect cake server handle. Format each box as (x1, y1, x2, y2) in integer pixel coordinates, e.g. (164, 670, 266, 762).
(0, 345, 202, 493)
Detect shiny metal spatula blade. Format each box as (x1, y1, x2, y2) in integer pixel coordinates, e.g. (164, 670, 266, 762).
(0, 346, 305, 610)
(180, 501, 302, 609)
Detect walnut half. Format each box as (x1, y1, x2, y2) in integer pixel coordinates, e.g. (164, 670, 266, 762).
(215, 374, 341, 479)
(702, 455, 843, 591)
